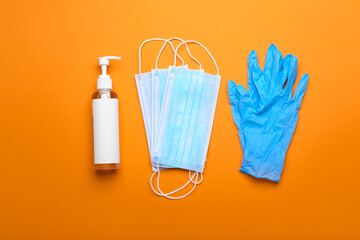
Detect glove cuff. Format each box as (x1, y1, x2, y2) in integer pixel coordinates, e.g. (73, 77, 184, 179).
(240, 152, 285, 182)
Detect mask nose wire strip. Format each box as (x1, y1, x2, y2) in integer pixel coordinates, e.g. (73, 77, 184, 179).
(173, 40, 220, 76)
(139, 38, 184, 75)
(155, 37, 201, 70)
(149, 164, 203, 199)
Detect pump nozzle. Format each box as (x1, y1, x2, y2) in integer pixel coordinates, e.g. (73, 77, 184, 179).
(97, 56, 121, 89)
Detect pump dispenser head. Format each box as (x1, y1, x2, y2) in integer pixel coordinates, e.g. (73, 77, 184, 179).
(97, 56, 121, 89)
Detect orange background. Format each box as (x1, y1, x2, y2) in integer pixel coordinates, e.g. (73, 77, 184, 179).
(1, 0, 359, 239)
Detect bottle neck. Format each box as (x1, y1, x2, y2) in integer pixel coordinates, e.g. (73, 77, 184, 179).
(98, 89, 111, 99)
(93, 88, 117, 100)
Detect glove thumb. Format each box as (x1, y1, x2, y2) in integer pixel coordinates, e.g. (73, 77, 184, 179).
(228, 80, 247, 104)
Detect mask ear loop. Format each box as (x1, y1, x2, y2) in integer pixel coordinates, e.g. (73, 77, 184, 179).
(138, 38, 185, 75)
(155, 37, 201, 69)
(155, 37, 185, 69)
(150, 163, 203, 199)
(173, 40, 220, 76)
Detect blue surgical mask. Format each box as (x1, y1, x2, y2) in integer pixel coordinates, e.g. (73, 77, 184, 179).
(135, 38, 198, 171)
(151, 40, 221, 199)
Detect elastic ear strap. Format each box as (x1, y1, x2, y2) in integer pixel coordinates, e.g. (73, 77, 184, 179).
(161, 172, 199, 200)
(158, 171, 200, 200)
(155, 37, 185, 69)
(155, 37, 202, 70)
(189, 170, 203, 184)
(139, 38, 180, 74)
(174, 40, 220, 76)
(149, 164, 203, 199)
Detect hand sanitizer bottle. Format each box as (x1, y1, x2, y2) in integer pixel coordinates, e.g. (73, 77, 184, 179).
(92, 56, 121, 170)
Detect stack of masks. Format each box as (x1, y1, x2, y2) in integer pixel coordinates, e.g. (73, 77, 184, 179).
(135, 38, 220, 199)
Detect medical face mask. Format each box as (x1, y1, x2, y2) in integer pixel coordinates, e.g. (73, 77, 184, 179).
(135, 38, 200, 171)
(135, 38, 182, 161)
(151, 40, 221, 199)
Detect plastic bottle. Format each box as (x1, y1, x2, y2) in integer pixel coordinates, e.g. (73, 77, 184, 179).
(92, 56, 121, 170)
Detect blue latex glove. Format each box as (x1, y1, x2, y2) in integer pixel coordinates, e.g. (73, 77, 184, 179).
(228, 44, 309, 181)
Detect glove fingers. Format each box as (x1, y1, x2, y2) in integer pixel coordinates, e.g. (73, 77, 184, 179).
(248, 50, 268, 101)
(264, 44, 277, 71)
(284, 55, 298, 98)
(279, 55, 293, 92)
(228, 80, 243, 129)
(271, 47, 282, 93)
(228, 80, 240, 104)
(247, 50, 261, 102)
(264, 44, 282, 88)
(293, 73, 309, 104)
(253, 74, 267, 101)
(237, 84, 247, 96)
(228, 80, 248, 101)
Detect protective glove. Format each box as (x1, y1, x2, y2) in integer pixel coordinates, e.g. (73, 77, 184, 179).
(228, 44, 309, 181)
